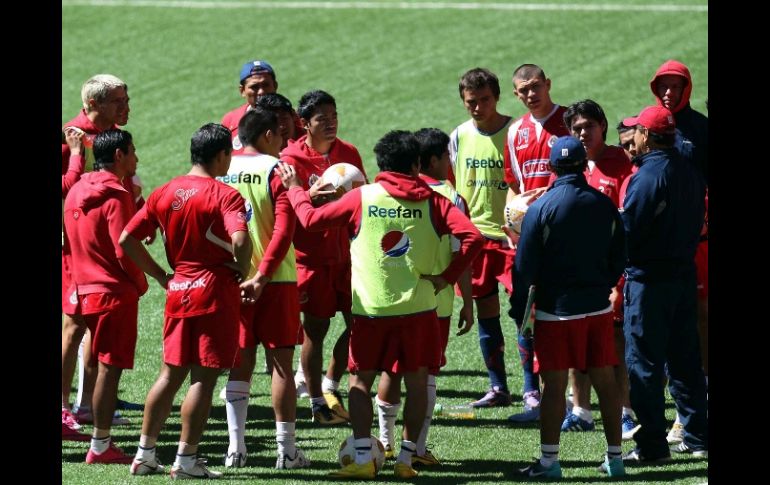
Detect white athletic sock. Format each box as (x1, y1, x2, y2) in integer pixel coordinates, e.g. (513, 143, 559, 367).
(225, 381, 251, 454)
(354, 437, 372, 465)
(539, 444, 560, 467)
(397, 440, 416, 465)
(376, 396, 400, 448)
(294, 359, 305, 383)
(135, 443, 156, 461)
(416, 375, 437, 455)
(607, 445, 622, 460)
(622, 407, 635, 419)
(90, 434, 110, 454)
(75, 336, 87, 408)
(674, 412, 682, 425)
(276, 421, 296, 458)
(572, 406, 594, 423)
(310, 396, 326, 408)
(139, 434, 157, 449)
(321, 376, 339, 394)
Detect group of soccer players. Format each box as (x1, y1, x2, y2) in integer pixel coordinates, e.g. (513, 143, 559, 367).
(61, 57, 708, 480)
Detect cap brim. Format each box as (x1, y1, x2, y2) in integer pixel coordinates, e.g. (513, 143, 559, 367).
(622, 116, 639, 127)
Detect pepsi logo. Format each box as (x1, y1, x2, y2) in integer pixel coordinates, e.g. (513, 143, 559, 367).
(381, 230, 410, 257)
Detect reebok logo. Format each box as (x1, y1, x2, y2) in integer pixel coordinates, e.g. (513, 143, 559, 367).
(465, 157, 503, 169)
(168, 277, 206, 291)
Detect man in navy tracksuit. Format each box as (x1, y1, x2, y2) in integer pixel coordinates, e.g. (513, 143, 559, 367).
(620, 105, 708, 462)
(510, 136, 627, 479)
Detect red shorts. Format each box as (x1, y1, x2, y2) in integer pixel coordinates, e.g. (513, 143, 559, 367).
(349, 311, 440, 374)
(533, 311, 618, 373)
(239, 283, 303, 349)
(61, 251, 79, 315)
(695, 240, 708, 300)
(429, 316, 451, 375)
(469, 239, 513, 299)
(163, 305, 240, 369)
(81, 293, 138, 369)
(297, 261, 352, 318)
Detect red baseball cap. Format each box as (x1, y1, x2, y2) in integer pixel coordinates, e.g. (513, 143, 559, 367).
(622, 105, 676, 134)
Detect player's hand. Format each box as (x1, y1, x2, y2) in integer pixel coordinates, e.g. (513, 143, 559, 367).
(308, 178, 338, 206)
(143, 230, 157, 245)
(456, 300, 474, 336)
(420, 274, 448, 295)
(501, 224, 520, 249)
(63, 127, 85, 155)
(223, 261, 247, 284)
(156, 272, 173, 289)
(275, 162, 303, 189)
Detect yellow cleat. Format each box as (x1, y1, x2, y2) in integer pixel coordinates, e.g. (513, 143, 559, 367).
(312, 403, 347, 425)
(323, 390, 351, 421)
(328, 460, 377, 479)
(412, 450, 440, 466)
(384, 444, 395, 460)
(394, 462, 419, 479)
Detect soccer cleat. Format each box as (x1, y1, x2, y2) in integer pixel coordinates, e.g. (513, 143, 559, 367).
(328, 460, 376, 479)
(323, 390, 350, 421)
(311, 403, 347, 425)
(666, 422, 684, 444)
(86, 442, 134, 465)
(394, 462, 419, 478)
(561, 412, 595, 432)
(412, 450, 440, 466)
(670, 442, 708, 458)
(116, 398, 144, 411)
(523, 390, 541, 409)
(276, 448, 311, 469)
(62, 408, 82, 430)
(508, 406, 540, 423)
(598, 456, 626, 477)
(622, 448, 671, 464)
(621, 414, 641, 440)
(170, 457, 222, 480)
(470, 386, 512, 408)
(62, 422, 91, 441)
(130, 455, 165, 475)
(384, 444, 394, 460)
(224, 451, 247, 468)
(518, 458, 562, 478)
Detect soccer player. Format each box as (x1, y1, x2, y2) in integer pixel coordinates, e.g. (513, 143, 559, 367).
(255, 93, 297, 150)
(555, 100, 637, 439)
(511, 136, 626, 479)
(276, 130, 482, 479)
(503, 64, 570, 422)
(620, 106, 708, 462)
(218, 108, 310, 470)
(375, 128, 474, 465)
(448, 68, 515, 409)
(122, 123, 252, 479)
(281, 89, 367, 425)
(63, 129, 148, 464)
(62, 74, 144, 439)
(221, 60, 302, 155)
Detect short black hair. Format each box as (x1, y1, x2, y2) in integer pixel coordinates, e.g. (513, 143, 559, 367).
(190, 123, 232, 166)
(563, 99, 608, 141)
(297, 90, 336, 120)
(238, 108, 278, 148)
(93, 129, 132, 170)
(551, 160, 587, 177)
(459, 68, 500, 99)
(414, 128, 449, 173)
(256, 93, 293, 114)
(616, 120, 634, 134)
(512, 64, 546, 83)
(373, 130, 420, 175)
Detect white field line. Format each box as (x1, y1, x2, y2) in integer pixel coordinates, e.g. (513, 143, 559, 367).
(61, 1, 708, 13)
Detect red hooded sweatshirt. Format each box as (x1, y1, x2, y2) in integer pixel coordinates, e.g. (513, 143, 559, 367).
(286, 171, 482, 284)
(280, 134, 366, 266)
(650, 60, 709, 182)
(63, 171, 148, 298)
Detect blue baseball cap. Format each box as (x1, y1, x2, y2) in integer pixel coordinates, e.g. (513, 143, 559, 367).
(549, 136, 586, 167)
(239, 60, 275, 84)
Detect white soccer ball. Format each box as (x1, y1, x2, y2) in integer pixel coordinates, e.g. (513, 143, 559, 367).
(338, 435, 385, 470)
(503, 187, 548, 235)
(320, 163, 366, 198)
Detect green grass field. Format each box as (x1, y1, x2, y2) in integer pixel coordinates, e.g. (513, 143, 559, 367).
(62, 1, 708, 483)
